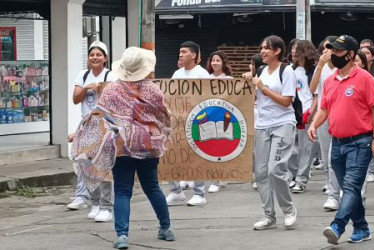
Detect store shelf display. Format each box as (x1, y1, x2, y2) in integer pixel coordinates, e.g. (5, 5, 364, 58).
(0, 61, 49, 124)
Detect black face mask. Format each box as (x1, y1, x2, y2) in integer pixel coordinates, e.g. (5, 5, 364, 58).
(331, 52, 351, 69)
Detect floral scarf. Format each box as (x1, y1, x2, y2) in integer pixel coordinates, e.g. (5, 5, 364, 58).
(71, 80, 171, 190)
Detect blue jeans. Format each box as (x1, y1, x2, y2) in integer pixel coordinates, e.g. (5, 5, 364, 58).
(112, 156, 171, 237)
(330, 135, 372, 233)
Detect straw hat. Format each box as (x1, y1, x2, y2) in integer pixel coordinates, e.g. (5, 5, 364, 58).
(112, 47, 156, 82)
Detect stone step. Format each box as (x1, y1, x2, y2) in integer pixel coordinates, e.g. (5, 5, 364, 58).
(0, 157, 75, 192)
(0, 145, 61, 166)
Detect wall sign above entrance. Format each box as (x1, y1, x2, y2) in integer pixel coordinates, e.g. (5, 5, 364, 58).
(315, 0, 373, 3)
(156, 0, 296, 9)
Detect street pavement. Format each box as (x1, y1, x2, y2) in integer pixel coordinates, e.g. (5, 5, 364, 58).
(0, 159, 374, 250)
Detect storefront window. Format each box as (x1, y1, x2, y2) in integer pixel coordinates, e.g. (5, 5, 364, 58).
(0, 27, 17, 61)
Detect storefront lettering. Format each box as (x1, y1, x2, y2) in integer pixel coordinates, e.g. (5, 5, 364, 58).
(171, 0, 221, 7)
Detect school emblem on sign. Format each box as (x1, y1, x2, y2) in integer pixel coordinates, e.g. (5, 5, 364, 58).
(185, 99, 247, 162)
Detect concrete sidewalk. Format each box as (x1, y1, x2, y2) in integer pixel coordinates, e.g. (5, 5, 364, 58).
(0, 158, 373, 249)
(0, 158, 75, 192)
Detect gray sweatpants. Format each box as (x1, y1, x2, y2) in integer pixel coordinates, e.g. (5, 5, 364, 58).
(295, 125, 316, 186)
(90, 181, 113, 210)
(368, 159, 374, 174)
(170, 181, 205, 196)
(317, 121, 340, 200)
(255, 124, 296, 219)
(288, 125, 318, 184)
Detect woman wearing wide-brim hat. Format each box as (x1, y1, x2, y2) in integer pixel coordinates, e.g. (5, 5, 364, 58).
(101, 47, 175, 248)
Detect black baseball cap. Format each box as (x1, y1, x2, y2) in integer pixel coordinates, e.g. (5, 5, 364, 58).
(326, 35, 359, 53)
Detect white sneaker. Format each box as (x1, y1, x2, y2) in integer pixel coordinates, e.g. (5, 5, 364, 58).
(253, 217, 276, 230)
(180, 181, 194, 190)
(314, 163, 324, 170)
(291, 183, 306, 193)
(187, 181, 195, 189)
(95, 209, 112, 222)
(180, 181, 189, 190)
(87, 205, 100, 219)
(284, 208, 297, 229)
(166, 192, 186, 206)
(208, 184, 220, 193)
(220, 181, 228, 187)
(187, 195, 207, 206)
(252, 181, 258, 190)
(367, 173, 374, 183)
(67, 197, 88, 210)
(289, 180, 296, 189)
(323, 198, 339, 211)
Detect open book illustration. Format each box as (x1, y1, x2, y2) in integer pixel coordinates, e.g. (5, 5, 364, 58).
(197, 111, 233, 141)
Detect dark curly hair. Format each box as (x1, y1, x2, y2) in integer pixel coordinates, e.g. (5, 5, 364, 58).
(292, 40, 318, 73)
(287, 38, 300, 63)
(206, 50, 232, 76)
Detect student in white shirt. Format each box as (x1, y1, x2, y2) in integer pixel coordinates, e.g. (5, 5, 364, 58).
(250, 35, 297, 230)
(166, 41, 210, 207)
(288, 40, 318, 194)
(68, 41, 117, 222)
(309, 36, 340, 211)
(206, 50, 234, 79)
(205, 50, 233, 193)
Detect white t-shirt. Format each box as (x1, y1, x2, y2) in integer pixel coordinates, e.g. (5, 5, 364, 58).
(172, 65, 210, 79)
(314, 64, 336, 108)
(294, 66, 313, 113)
(209, 73, 233, 79)
(74, 68, 117, 117)
(256, 64, 297, 129)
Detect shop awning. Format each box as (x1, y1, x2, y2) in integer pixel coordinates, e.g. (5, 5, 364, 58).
(155, 0, 297, 14)
(312, 0, 374, 12)
(0, 0, 49, 19)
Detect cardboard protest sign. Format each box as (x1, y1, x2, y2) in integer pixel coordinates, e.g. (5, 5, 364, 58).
(153, 78, 255, 182)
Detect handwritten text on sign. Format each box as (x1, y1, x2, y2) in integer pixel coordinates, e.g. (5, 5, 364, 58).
(154, 79, 255, 181)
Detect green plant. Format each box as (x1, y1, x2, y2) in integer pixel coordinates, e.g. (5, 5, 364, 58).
(16, 186, 36, 198)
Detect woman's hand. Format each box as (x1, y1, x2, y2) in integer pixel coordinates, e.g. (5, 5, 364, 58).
(242, 72, 253, 80)
(84, 83, 99, 92)
(253, 77, 266, 91)
(67, 134, 75, 143)
(318, 51, 331, 67)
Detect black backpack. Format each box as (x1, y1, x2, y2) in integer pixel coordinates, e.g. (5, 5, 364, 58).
(279, 63, 303, 126)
